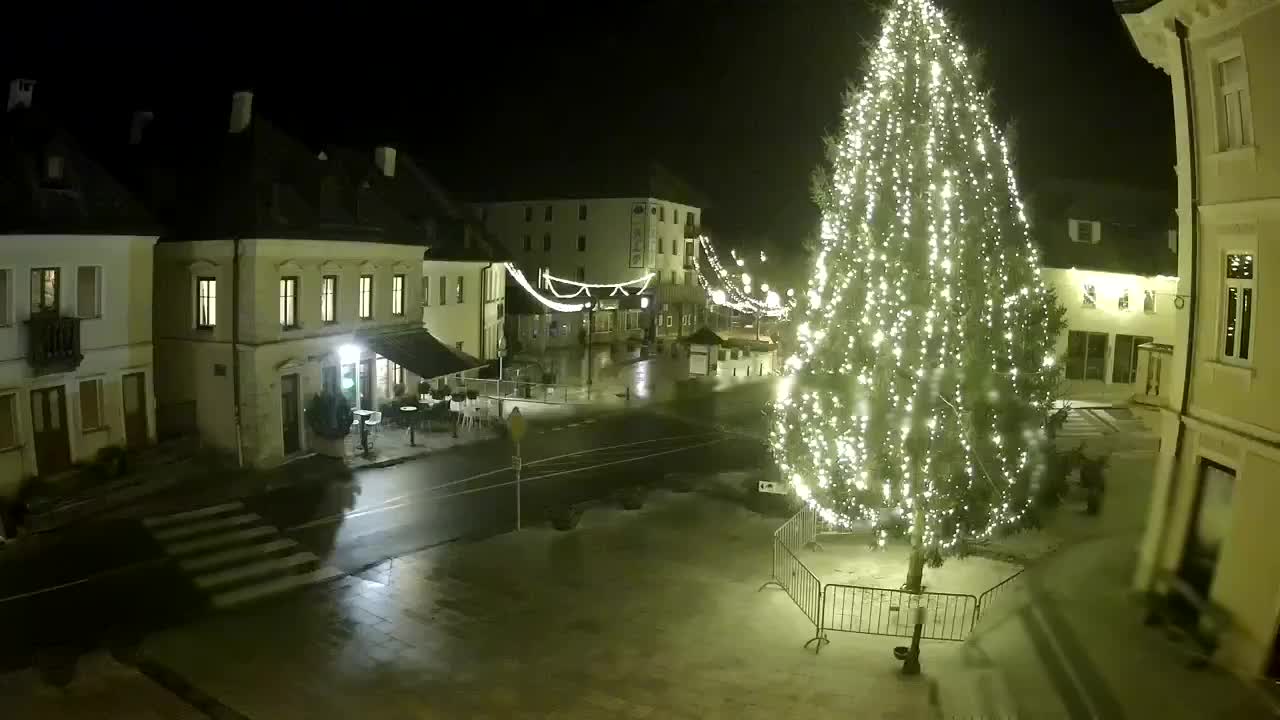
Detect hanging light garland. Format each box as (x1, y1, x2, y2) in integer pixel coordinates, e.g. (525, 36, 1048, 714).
(693, 236, 791, 318)
(504, 263, 587, 312)
(543, 271, 654, 299)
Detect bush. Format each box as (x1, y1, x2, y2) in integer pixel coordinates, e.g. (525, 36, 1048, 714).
(550, 504, 584, 531)
(306, 392, 354, 440)
(619, 486, 646, 510)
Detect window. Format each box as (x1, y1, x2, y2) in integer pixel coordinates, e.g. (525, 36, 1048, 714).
(455, 275, 465, 304)
(392, 274, 405, 316)
(80, 379, 104, 431)
(1144, 289, 1156, 314)
(439, 275, 447, 306)
(578, 204, 587, 220)
(524, 206, 532, 222)
(658, 238, 664, 254)
(1118, 289, 1130, 312)
(77, 266, 101, 319)
(576, 267, 586, 282)
(1082, 283, 1096, 309)
(689, 213, 697, 227)
(577, 235, 586, 252)
(422, 276, 430, 307)
(0, 268, 11, 326)
(666, 315, 673, 327)
(543, 233, 551, 251)
(1113, 334, 1154, 384)
(279, 277, 298, 328)
(0, 393, 17, 450)
(321, 275, 337, 323)
(1065, 330, 1108, 381)
(674, 209, 680, 225)
(544, 205, 553, 222)
(359, 274, 374, 319)
(1070, 219, 1099, 244)
(1215, 54, 1253, 150)
(1222, 252, 1255, 363)
(455, 341, 465, 353)
(394, 363, 405, 388)
(670, 271, 678, 285)
(196, 277, 217, 328)
(523, 235, 532, 251)
(30, 267, 59, 314)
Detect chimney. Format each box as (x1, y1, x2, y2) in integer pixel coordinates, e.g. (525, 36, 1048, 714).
(374, 146, 397, 178)
(229, 91, 253, 133)
(129, 110, 154, 145)
(7, 78, 35, 111)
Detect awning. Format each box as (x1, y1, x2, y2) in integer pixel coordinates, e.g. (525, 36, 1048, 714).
(682, 326, 725, 346)
(362, 328, 485, 381)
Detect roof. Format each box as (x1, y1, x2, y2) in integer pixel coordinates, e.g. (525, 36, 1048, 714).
(1027, 178, 1176, 276)
(361, 327, 485, 381)
(0, 105, 157, 235)
(683, 327, 725, 346)
(473, 159, 710, 210)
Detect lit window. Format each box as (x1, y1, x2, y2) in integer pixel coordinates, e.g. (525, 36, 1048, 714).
(1143, 289, 1156, 314)
(392, 274, 405, 316)
(1070, 219, 1098, 244)
(196, 277, 217, 328)
(279, 277, 298, 328)
(1222, 253, 1255, 364)
(359, 275, 374, 319)
(422, 276, 430, 307)
(455, 275, 464, 304)
(30, 267, 59, 314)
(1118, 289, 1130, 312)
(439, 275, 447, 306)
(321, 275, 337, 323)
(1082, 284, 1096, 309)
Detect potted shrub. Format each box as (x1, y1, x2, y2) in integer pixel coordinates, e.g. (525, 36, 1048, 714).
(550, 503, 584, 531)
(618, 486, 646, 510)
(306, 391, 354, 458)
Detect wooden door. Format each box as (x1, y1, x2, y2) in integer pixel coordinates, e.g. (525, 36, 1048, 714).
(30, 386, 71, 475)
(122, 372, 148, 449)
(280, 373, 301, 455)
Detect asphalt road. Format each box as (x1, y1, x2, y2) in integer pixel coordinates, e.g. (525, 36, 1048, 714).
(0, 381, 776, 670)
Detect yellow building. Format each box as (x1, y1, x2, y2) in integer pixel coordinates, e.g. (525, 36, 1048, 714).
(1120, 0, 1280, 682)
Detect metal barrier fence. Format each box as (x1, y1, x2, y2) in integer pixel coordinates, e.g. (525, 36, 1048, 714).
(821, 584, 977, 642)
(460, 378, 603, 405)
(974, 567, 1026, 625)
(759, 507, 827, 648)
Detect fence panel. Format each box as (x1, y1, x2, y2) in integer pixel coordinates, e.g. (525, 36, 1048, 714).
(975, 568, 1026, 626)
(771, 542, 823, 627)
(821, 584, 977, 642)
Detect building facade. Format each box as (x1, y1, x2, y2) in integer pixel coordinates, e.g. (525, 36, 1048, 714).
(1029, 180, 1178, 398)
(477, 166, 709, 351)
(0, 80, 159, 495)
(1121, 0, 1280, 681)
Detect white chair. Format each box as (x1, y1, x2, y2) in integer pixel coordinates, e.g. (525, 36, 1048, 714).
(366, 411, 383, 447)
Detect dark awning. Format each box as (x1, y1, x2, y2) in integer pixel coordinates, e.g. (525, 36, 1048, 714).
(362, 328, 485, 381)
(682, 326, 725, 346)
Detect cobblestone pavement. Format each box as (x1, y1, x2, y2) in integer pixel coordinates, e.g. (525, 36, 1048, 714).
(138, 492, 937, 720)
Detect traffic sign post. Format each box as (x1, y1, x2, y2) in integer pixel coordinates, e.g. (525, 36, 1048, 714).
(508, 408, 527, 530)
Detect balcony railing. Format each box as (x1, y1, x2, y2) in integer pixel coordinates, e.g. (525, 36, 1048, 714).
(26, 311, 82, 375)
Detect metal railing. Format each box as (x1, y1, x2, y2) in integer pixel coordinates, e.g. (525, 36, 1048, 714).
(460, 377, 605, 405)
(821, 584, 977, 642)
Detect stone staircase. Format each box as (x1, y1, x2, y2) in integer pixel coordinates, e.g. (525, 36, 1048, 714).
(143, 501, 342, 609)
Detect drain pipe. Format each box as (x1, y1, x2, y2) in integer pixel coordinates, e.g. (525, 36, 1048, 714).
(232, 236, 244, 468)
(1149, 19, 1199, 583)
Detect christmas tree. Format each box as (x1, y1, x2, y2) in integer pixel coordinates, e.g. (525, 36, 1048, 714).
(771, 0, 1065, 579)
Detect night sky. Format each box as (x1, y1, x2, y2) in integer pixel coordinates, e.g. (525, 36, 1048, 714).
(6, 0, 1172, 265)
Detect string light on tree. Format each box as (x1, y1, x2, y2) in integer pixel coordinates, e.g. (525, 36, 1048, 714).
(693, 236, 792, 318)
(771, 0, 1065, 580)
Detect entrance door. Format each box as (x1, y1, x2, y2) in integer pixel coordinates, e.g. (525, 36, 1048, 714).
(280, 373, 301, 455)
(1113, 334, 1154, 384)
(1180, 460, 1235, 600)
(30, 386, 71, 475)
(122, 372, 148, 449)
(359, 358, 374, 410)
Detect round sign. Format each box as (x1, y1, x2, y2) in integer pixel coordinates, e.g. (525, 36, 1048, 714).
(508, 407, 527, 443)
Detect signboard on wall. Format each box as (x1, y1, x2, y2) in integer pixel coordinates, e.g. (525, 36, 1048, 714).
(646, 206, 658, 268)
(629, 204, 646, 268)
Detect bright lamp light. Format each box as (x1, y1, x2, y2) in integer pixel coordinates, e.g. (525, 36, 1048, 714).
(338, 343, 362, 364)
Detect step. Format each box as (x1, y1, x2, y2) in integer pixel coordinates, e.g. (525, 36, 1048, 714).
(165, 525, 277, 556)
(152, 513, 262, 542)
(180, 538, 299, 573)
(143, 502, 244, 529)
(194, 551, 319, 590)
(211, 566, 345, 609)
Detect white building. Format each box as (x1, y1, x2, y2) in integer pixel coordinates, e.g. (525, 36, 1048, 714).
(0, 80, 159, 494)
(1121, 0, 1280, 681)
(1028, 180, 1178, 399)
(151, 94, 480, 468)
(476, 164, 708, 352)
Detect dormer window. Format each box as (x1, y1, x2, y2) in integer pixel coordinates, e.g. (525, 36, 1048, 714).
(45, 154, 64, 183)
(1069, 219, 1100, 245)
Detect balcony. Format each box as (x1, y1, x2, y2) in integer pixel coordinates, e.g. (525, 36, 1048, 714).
(26, 311, 82, 375)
